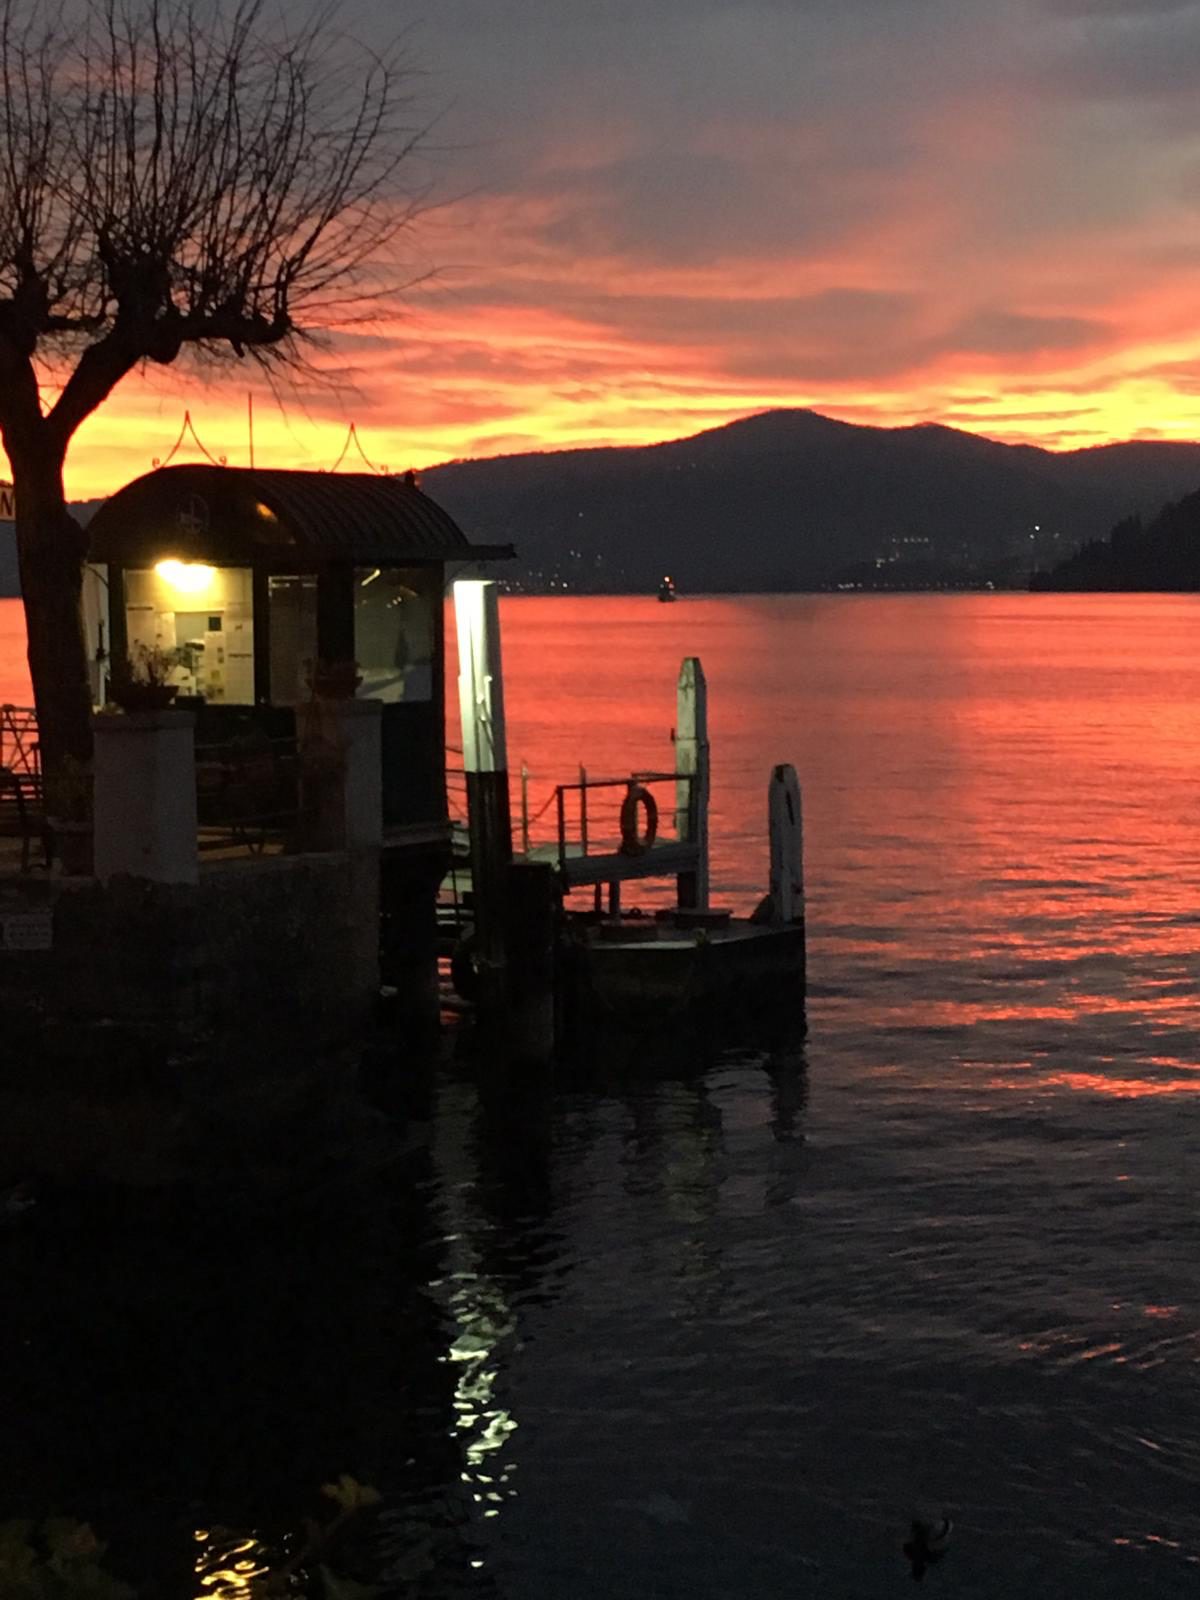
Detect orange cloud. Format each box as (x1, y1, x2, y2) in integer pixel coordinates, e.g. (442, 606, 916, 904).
(13, 0, 1200, 496)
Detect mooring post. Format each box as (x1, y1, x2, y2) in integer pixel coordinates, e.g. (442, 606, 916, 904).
(768, 763, 804, 925)
(506, 859, 557, 1065)
(454, 580, 513, 1014)
(675, 656, 710, 909)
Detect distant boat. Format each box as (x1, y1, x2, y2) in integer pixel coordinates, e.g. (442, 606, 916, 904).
(657, 576, 677, 602)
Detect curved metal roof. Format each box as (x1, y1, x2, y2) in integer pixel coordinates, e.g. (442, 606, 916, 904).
(88, 463, 512, 565)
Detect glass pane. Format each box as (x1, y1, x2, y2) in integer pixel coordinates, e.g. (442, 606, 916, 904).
(268, 575, 318, 704)
(123, 565, 254, 703)
(354, 567, 435, 703)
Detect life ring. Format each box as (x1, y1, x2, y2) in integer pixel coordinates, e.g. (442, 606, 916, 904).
(619, 783, 658, 856)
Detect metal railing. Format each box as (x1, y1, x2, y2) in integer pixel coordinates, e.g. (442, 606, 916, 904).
(446, 757, 696, 866)
(195, 731, 300, 855)
(554, 769, 690, 863)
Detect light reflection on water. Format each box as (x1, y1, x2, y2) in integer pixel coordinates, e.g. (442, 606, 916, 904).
(4, 594, 1200, 1594)
(192, 1530, 269, 1598)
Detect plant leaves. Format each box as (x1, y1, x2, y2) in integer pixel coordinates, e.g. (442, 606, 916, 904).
(43, 1519, 104, 1560)
(319, 1476, 380, 1512)
(0, 1520, 36, 1558)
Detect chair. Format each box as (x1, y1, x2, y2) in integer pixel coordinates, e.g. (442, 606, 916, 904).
(197, 730, 298, 854)
(0, 766, 50, 872)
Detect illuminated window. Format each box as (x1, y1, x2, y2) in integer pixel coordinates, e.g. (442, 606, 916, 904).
(123, 564, 254, 704)
(354, 567, 434, 703)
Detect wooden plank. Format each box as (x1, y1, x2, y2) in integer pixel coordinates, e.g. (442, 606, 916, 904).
(448, 840, 700, 893)
(382, 820, 454, 851)
(768, 763, 804, 925)
(559, 840, 700, 888)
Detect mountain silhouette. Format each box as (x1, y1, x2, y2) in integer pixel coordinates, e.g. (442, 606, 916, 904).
(1033, 485, 1200, 589)
(4, 412, 1200, 597)
(421, 409, 1200, 591)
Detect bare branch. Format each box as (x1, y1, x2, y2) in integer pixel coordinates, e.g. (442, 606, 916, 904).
(0, 0, 431, 448)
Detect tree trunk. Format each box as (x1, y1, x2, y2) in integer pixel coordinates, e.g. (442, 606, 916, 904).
(12, 450, 94, 778)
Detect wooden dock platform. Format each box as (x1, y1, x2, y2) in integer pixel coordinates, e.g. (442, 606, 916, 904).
(563, 912, 806, 1035)
(448, 619, 806, 1055)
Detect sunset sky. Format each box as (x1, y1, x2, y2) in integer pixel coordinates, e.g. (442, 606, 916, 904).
(36, 0, 1200, 496)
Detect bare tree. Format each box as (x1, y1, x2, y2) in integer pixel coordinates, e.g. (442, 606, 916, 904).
(0, 0, 426, 774)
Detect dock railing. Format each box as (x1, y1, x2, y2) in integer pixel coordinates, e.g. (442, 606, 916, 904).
(553, 770, 690, 864)
(444, 755, 700, 883)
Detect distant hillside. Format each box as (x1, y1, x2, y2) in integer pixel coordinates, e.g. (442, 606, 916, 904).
(1032, 489, 1200, 590)
(6, 415, 1200, 596)
(422, 410, 1200, 592)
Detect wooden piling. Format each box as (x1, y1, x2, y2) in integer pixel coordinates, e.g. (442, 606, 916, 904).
(506, 860, 557, 1064)
(675, 657, 710, 910)
(767, 763, 804, 925)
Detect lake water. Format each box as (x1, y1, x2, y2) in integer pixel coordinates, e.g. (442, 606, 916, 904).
(3, 593, 1200, 1596)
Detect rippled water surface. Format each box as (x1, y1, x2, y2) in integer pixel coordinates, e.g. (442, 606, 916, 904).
(4, 593, 1200, 1595)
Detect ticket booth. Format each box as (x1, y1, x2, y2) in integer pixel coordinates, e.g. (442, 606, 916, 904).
(87, 463, 511, 830)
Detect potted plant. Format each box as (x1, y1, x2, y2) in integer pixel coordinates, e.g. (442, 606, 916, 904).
(44, 753, 94, 876)
(108, 642, 183, 713)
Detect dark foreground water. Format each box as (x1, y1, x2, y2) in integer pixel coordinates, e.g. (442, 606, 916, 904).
(3, 594, 1200, 1596)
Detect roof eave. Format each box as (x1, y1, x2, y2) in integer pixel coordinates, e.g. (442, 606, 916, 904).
(450, 543, 517, 563)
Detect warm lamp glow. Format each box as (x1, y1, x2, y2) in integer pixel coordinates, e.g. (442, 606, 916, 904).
(155, 558, 215, 594)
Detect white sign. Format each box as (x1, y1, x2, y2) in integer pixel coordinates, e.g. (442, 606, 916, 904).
(2, 910, 53, 951)
(0, 482, 13, 519)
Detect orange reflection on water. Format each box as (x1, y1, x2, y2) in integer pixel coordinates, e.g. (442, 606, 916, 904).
(988, 1069, 1200, 1099)
(1044, 1071, 1200, 1099)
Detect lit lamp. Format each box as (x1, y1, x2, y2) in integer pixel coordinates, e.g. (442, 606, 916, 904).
(155, 558, 216, 595)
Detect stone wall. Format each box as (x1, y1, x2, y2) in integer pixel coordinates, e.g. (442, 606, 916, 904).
(0, 851, 383, 1187)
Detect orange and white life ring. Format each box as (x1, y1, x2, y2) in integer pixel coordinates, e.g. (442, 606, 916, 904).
(619, 783, 658, 856)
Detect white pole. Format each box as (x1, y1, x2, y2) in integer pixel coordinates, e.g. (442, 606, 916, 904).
(675, 656, 709, 908)
(454, 579, 508, 777)
(452, 580, 512, 1003)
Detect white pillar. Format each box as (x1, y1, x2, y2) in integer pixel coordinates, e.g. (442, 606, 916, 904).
(675, 656, 709, 908)
(454, 579, 508, 776)
(452, 579, 512, 1007)
(93, 710, 199, 885)
(298, 696, 383, 851)
(328, 698, 383, 849)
